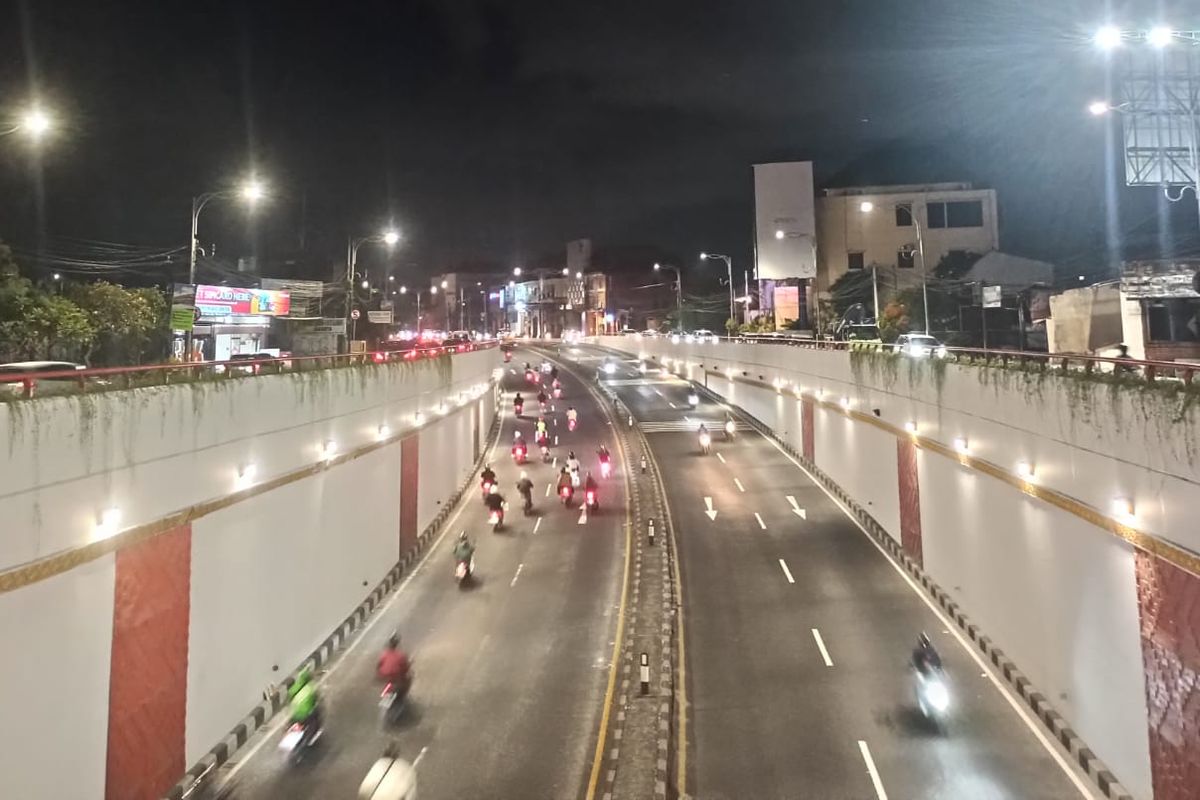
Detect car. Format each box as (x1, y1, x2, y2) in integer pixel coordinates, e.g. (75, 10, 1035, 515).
(0, 361, 89, 397)
(227, 352, 279, 374)
(894, 333, 947, 359)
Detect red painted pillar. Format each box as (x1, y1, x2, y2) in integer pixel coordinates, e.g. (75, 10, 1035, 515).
(801, 398, 815, 462)
(1135, 551, 1200, 800)
(399, 433, 420, 554)
(896, 439, 923, 567)
(106, 525, 191, 800)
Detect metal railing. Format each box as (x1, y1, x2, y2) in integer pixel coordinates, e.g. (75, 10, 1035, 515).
(619, 333, 1198, 387)
(0, 340, 499, 401)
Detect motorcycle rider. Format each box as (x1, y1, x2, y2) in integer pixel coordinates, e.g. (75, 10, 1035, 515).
(516, 471, 535, 513)
(724, 416, 736, 439)
(535, 416, 548, 439)
(454, 531, 475, 565)
(377, 633, 412, 693)
(484, 485, 506, 522)
(480, 463, 496, 490)
(566, 406, 578, 426)
(537, 389, 549, 408)
(583, 471, 599, 506)
(566, 450, 581, 481)
(513, 393, 524, 414)
(596, 444, 611, 464)
(557, 466, 574, 500)
(288, 666, 323, 741)
(912, 632, 943, 676)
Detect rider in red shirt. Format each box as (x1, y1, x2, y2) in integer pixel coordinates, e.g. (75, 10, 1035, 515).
(378, 633, 412, 689)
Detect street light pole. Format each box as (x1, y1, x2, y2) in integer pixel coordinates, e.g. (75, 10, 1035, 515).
(701, 253, 735, 323)
(859, 201, 930, 334)
(654, 263, 684, 330)
(346, 230, 400, 347)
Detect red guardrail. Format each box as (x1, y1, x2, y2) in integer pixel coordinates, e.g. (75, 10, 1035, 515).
(623, 333, 1198, 387)
(0, 340, 500, 400)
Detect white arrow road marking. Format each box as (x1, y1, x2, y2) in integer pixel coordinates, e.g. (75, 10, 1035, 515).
(778, 558, 795, 584)
(786, 495, 807, 519)
(754, 512, 767, 530)
(703, 497, 718, 521)
(510, 563, 524, 587)
(858, 741, 889, 800)
(811, 628, 834, 667)
(578, 508, 588, 525)
(734, 478, 746, 493)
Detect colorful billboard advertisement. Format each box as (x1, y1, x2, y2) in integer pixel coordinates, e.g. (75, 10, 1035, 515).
(195, 285, 291, 318)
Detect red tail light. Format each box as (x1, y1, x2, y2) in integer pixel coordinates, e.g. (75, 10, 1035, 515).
(373, 352, 385, 363)
(587, 491, 596, 502)
(561, 487, 571, 497)
(381, 683, 394, 696)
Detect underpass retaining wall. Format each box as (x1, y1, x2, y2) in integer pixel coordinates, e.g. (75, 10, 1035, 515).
(596, 335, 1200, 800)
(0, 353, 499, 800)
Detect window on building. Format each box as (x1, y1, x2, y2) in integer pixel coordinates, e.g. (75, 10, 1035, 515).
(946, 201, 984, 227)
(927, 202, 946, 229)
(847, 251, 865, 271)
(895, 204, 913, 227)
(897, 249, 916, 269)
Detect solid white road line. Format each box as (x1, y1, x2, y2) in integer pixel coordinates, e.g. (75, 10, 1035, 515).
(534, 517, 543, 534)
(716, 452, 726, 464)
(545, 482, 552, 497)
(511, 563, 524, 587)
(754, 512, 767, 530)
(668, 401, 677, 409)
(811, 628, 834, 667)
(778, 558, 795, 584)
(858, 740, 889, 800)
(761, 432, 1100, 799)
(734, 477, 746, 493)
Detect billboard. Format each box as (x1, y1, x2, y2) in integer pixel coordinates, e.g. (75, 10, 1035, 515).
(195, 285, 291, 318)
(754, 161, 817, 280)
(1117, 48, 1199, 187)
(170, 284, 196, 332)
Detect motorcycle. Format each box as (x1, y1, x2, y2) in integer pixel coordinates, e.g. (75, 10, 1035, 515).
(525, 369, 535, 383)
(379, 674, 413, 726)
(503, 350, 513, 363)
(512, 444, 527, 464)
(278, 718, 320, 764)
(536, 430, 549, 447)
(559, 484, 574, 506)
(600, 459, 612, 479)
(480, 479, 494, 499)
(585, 488, 599, 511)
(540, 445, 551, 463)
(514, 401, 524, 417)
(698, 431, 712, 455)
(553, 386, 563, 399)
(687, 392, 699, 407)
(488, 505, 506, 532)
(522, 493, 534, 515)
(570, 469, 581, 488)
(915, 668, 951, 728)
(724, 420, 736, 441)
(455, 556, 475, 585)
(567, 417, 577, 432)
(540, 402, 549, 414)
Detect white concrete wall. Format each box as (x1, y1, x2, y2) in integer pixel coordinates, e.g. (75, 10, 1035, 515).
(0, 558, 115, 799)
(605, 336, 1165, 800)
(0, 352, 495, 571)
(417, 402, 478, 534)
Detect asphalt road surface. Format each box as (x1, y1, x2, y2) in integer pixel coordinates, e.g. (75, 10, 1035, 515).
(564, 344, 1099, 800)
(227, 349, 626, 800)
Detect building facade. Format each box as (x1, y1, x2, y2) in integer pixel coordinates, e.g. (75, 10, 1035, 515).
(814, 183, 999, 319)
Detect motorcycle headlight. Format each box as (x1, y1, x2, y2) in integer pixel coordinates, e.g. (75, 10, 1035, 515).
(925, 680, 950, 712)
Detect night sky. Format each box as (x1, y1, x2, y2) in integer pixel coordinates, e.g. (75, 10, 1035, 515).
(1, 0, 1196, 286)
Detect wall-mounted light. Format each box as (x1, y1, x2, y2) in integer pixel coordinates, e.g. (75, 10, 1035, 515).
(319, 440, 337, 461)
(412, 412, 426, 427)
(904, 420, 918, 434)
(1111, 496, 1135, 519)
(376, 424, 391, 441)
(94, 507, 122, 541)
(953, 437, 970, 454)
(1016, 460, 1034, 479)
(235, 463, 258, 489)
(840, 396, 853, 410)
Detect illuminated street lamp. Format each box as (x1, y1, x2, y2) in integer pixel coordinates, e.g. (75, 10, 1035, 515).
(1, 106, 55, 140)
(346, 227, 401, 341)
(1147, 26, 1174, 48)
(654, 262, 684, 331)
(1094, 25, 1123, 50)
(860, 201, 930, 333)
(190, 177, 268, 286)
(700, 252, 735, 321)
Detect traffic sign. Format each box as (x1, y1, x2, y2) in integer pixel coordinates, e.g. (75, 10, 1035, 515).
(350, 309, 361, 320)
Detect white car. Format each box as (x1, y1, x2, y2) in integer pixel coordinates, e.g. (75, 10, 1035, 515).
(0, 361, 88, 396)
(894, 334, 947, 359)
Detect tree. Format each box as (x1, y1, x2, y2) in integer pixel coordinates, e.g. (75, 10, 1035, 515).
(829, 269, 875, 318)
(68, 281, 168, 365)
(878, 298, 911, 342)
(933, 250, 983, 281)
(0, 241, 95, 362)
